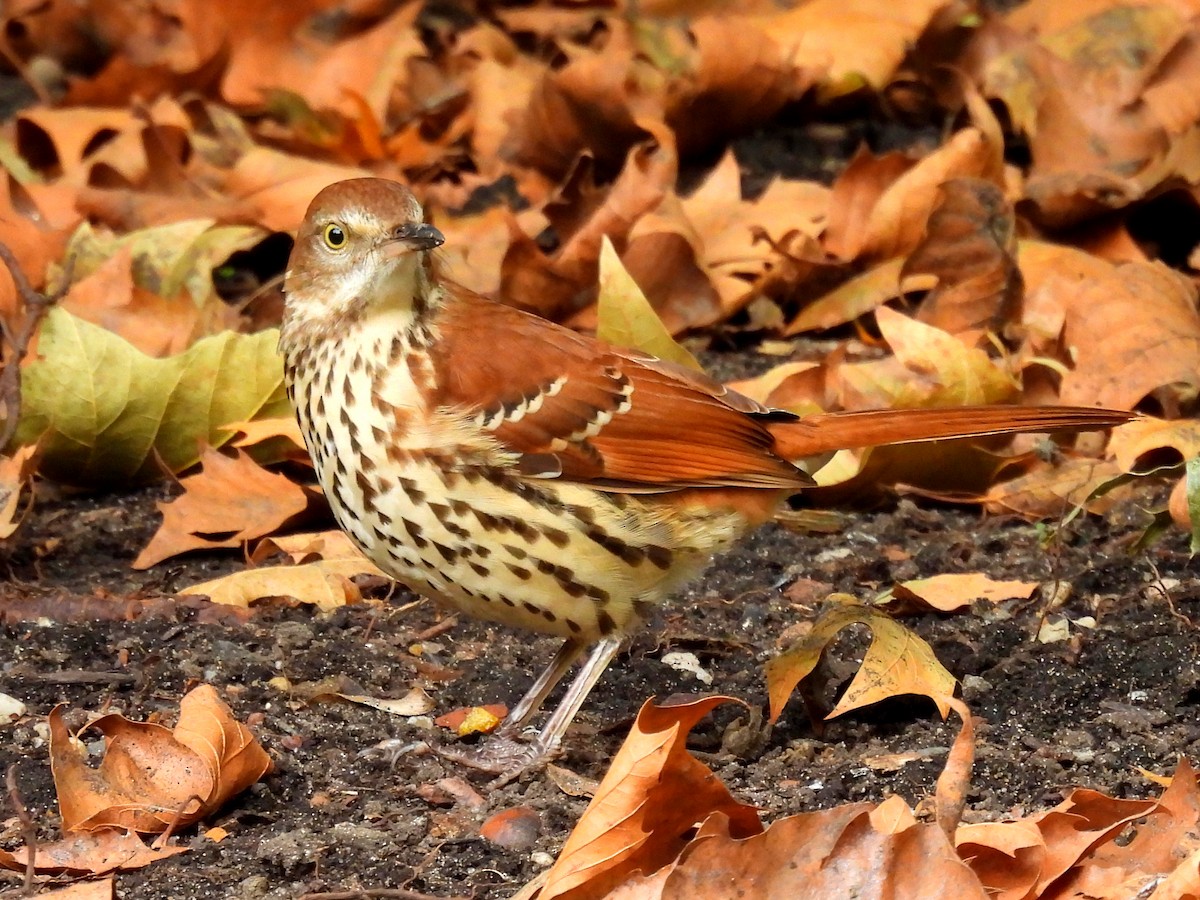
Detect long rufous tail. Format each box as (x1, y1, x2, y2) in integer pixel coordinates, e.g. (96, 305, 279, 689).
(770, 405, 1136, 461)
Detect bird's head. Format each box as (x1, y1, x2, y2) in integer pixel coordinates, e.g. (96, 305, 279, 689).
(282, 178, 445, 338)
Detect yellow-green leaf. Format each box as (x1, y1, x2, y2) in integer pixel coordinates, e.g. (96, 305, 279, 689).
(596, 235, 702, 370)
(766, 597, 955, 723)
(14, 308, 287, 487)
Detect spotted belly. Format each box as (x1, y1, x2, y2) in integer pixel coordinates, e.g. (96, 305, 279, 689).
(319, 453, 741, 642)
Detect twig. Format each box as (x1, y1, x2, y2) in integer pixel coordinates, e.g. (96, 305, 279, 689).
(6, 764, 36, 894)
(0, 242, 73, 450)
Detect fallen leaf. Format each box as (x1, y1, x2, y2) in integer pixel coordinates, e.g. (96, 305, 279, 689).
(765, 596, 955, 723)
(904, 178, 1022, 340)
(435, 705, 507, 736)
(135, 449, 311, 568)
(0, 444, 39, 540)
(308, 687, 436, 717)
(888, 573, 1039, 613)
(595, 235, 701, 370)
(0, 830, 185, 876)
(539, 695, 761, 900)
(50, 684, 270, 834)
(16, 309, 288, 487)
(180, 559, 377, 611)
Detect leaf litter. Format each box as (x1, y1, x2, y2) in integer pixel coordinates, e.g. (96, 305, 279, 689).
(2, 0, 1200, 896)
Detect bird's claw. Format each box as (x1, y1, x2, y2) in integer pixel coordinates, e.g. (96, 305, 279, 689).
(437, 734, 561, 788)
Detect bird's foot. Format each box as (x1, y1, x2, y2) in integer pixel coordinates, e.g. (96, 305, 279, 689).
(437, 733, 560, 788)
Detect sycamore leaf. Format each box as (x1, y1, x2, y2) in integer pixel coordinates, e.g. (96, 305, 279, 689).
(63, 218, 265, 306)
(15, 309, 288, 487)
(765, 597, 955, 723)
(0, 832, 185, 877)
(135, 449, 311, 569)
(596, 235, 702, 370)
(539, 695, 762, 900)
(50, 685, 270, 834)
(887, 573, 1039, 613)
(181, 558, 382, 611)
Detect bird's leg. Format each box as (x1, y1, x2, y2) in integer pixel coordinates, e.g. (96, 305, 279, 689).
(526, 637, 622, 758)
(440, 637, 622, 781)
(494, 638, 586, 738)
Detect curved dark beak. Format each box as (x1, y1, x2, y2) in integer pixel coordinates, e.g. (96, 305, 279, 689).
(392, 222, 445, 252)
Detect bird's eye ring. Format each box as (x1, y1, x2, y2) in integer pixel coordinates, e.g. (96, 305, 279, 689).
(323, 223, 347, 250)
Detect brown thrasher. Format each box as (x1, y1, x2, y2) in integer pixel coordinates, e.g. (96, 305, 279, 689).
(279, 178, 1132, 776)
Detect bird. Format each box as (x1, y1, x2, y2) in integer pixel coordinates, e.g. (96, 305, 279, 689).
(279, 177, 1134, 778)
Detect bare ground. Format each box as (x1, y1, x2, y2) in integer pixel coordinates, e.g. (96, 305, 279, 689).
(2, 469, 1198, 899)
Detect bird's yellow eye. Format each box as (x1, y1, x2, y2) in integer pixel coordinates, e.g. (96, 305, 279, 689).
(323, 223, 347, 250)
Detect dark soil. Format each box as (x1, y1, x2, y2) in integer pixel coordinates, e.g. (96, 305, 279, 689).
(2, 466, 1197, 899)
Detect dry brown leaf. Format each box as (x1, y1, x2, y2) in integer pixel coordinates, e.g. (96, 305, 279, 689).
(981, 457, 1128, 519)
(0, 444, 39, 541)
(1052, 261, 1200, 409)
(0, 177, 75, 322)
(538, 695, 762, 900)
(508, 128, 677, 320)
(765, 597, 955, 724)
(824, 88, 1004, 262)
(985, 4, 1200, 227)
(665, 16, 798, 156)
(50, 684, 270, 834)
(504, 23, 662, 177)
(134, 448, 311, 569)
(180, 559, 373, 611)
(888, 573, 1039, 613)
(1108, 417, 1200, 474)
(0, 830, 185, 877)
(905, 178, 1022, 339)
(222, 146, 375, 233)
(749, 0, 957, 93)
(606, 800, 988, 899)
(59, 246, 202, 356)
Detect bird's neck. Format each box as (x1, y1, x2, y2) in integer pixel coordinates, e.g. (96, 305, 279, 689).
(279, 253, 443, 359)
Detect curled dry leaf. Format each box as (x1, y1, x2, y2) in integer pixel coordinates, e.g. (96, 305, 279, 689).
(15, 309, 288, 487)
(135, 448, 311, 569)
(765, 596, 956, 724)
(0, 444, 38, 540)
(1107, 416, 1200, 474)
(981, 457, 1129, 519)
(823, 86, 1005, 262)
(539, 695, 761, 900)
(49, 684, 271, 834)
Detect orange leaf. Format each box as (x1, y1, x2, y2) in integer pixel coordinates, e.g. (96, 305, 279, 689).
(539, 695, 761, 900)
(889, 573, 1039, 613)
(50, 684, 270, 834)
(0, 830, 185, 877)
(134, 449, 311, 568)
